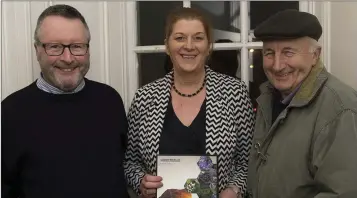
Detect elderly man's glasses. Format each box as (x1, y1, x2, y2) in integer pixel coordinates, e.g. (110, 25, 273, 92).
(39, 43, 89, 56)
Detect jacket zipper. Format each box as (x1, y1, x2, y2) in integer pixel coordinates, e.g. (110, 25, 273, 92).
(255, 106, 289, 198)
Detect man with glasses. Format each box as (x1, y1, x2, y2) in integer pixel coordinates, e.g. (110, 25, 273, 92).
(2, 4, 129, 198)
(246, 9, 357, 198)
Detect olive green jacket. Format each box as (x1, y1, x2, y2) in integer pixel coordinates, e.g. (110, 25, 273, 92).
(247, 61, 357, 198)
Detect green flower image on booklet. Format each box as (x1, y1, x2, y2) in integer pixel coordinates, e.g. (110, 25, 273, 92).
(156, 155, 218, 198)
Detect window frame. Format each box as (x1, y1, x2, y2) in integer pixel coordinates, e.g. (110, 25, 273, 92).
(124, 1, 330, 108)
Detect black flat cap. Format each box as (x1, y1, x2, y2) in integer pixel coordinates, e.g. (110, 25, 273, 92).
(254, 9, 322, 41)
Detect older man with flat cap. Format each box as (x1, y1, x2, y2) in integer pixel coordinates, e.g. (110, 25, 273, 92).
(246, 9, 357, 198)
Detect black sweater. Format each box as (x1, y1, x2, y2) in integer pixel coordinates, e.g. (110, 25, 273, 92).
(1, 79, 129, 198)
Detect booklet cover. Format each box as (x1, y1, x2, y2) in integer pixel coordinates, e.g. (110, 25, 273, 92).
(156, 155, 218, 198)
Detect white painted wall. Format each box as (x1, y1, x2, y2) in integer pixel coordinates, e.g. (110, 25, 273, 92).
(1, 1, 134, 109)
(330, 2, 357, 90)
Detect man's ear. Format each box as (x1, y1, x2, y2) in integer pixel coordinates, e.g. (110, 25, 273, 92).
(34, 43, 41, 61)
(312, 47, 321, 65)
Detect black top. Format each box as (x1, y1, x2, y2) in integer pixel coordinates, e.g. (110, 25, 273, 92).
(159, 99, 206, 155)
(272, 90, 289, 124)
(1, 79, 129, 198)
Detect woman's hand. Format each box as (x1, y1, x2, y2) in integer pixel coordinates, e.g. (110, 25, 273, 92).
(219, 186, 242, 198)
(139, 174, 163, 198)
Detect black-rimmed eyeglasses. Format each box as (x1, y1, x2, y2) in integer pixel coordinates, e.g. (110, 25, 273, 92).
(39, 42, 89, 56)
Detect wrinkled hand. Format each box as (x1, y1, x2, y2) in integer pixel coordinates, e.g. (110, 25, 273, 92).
(139, 174, 163, 198)
(219, 187, 242, 198)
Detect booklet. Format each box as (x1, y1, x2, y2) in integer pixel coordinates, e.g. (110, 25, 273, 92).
(156, 155, 218, 198)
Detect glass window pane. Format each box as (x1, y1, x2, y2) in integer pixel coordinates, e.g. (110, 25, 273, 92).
(138, 53, 169, 86)
(139, 50, 242, 87)
(138, 49, 266, 113)
(191, 1, 241, 43)
(249, 1, 299, 41)
(248, 49, 267, 112)
(137, 1, 182, 46)
(208, 49, 241, 79)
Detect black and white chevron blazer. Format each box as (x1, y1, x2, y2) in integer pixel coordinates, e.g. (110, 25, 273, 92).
(124, 66, 255, 195)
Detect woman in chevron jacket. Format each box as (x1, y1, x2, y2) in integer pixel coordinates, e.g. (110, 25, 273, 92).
(124, 7, 255, 198)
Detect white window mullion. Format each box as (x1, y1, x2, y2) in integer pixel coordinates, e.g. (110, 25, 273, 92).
(0, 0, 2, 102)
(213, 42, 262, 50)
(309, 1, 316, 14)
(134, 45, 166, 53)
(240, 1, 248, 44)
(321, 2, 331, 72)
(240, 0, 250, 89)
(300, 1, 316, 14)
(183, 1, 190, 8)
(125, 1, 138, 110)
(241, 47, 249, 88)
(102, 1, 110, 85)
(133, 42, 263, 54)
(299, 1, 309, 12)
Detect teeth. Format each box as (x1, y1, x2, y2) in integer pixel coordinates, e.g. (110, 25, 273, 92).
(182, 55, 195, 59)
(61, 68, 74, 72)
(278, 73, 289, 77)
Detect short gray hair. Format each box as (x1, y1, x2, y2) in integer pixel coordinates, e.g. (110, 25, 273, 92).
(34, 4, 91, 44)
(308, 37, 321, 53)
